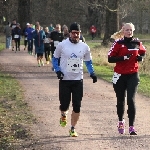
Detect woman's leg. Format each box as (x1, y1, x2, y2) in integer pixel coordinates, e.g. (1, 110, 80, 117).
(113, 76, 126, 121)
(127, 73, 139, 126)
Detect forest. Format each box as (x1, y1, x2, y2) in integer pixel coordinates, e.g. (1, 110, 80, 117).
(0, 0, 150, 44)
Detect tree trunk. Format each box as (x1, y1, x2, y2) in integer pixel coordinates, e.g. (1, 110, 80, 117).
(102, 0, 119, 46)
(18, 0, 31, 28)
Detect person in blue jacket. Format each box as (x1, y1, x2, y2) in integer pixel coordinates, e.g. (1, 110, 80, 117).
(25, 23, 35, 55)
(33, 25, 46, 67)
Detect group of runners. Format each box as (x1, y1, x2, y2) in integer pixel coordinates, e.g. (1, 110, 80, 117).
(4, 20, 146, 137)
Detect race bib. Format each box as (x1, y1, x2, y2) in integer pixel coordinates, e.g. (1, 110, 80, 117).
(44, 38, 50, 43)
(112, 72, 121, 84)
(54, 41, 59, 47)
(25, 37, 27, 40)
(14, 35, 19, 38)
(67, 58, 81, 73)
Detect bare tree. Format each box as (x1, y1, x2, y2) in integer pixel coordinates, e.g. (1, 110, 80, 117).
(18, 0, 31, 28)
(102, 0, 119, 45)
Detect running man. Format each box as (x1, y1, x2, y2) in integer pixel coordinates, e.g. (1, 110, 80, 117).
(52, 22, 97, 137)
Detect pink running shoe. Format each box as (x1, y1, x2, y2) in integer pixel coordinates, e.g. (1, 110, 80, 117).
(129, 126, 137, 135)
(118, 119, 125, 134)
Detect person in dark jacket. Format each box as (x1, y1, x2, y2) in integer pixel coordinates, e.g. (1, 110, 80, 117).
(12, 23, 21, 52)
(50, 24, 64, 59)
(44, 27, 51, 64)
(50, 24, 64, 70)
(108, 23, 146, 135)
(33, 25, 45, 67)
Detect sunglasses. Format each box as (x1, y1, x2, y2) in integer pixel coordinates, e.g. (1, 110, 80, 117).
(71, 32, 80, 35)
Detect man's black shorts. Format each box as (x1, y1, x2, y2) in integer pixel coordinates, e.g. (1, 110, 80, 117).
(59, 80, 83, 111)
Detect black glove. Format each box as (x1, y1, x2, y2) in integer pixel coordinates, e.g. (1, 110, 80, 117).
(137, 55, 143, 62)
(90, 73, 97, 83)
(124, 54, 132, 60)
(56, 71, 64, 80)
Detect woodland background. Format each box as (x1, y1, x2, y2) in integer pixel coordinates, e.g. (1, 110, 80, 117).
(0, 0, 150, 44)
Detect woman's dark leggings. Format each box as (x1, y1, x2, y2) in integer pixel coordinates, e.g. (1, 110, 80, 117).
(44, 47, 51, 61)
(15, 39, 20, 51)
(113, 72, 139, 126)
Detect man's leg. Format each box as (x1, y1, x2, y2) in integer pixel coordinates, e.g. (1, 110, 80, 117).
(70, 80, 83, 137)
(59, 80, 71, 127)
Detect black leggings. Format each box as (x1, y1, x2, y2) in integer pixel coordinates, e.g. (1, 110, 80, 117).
(113, 72, 139, 126)
(44, 47, 51, 61)
(15, 39, 20, 50)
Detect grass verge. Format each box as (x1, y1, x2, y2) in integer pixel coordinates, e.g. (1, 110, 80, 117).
(0, 72, 35, 149)
(0, 38, 35, 149)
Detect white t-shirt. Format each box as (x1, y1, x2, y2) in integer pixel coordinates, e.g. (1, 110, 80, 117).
(53, 38, 92, 80)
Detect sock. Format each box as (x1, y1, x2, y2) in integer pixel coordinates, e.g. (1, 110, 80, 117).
(61, 113, 66, 117)
(71, 126, 75, 131)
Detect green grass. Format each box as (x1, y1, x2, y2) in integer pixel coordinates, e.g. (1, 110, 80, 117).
(0, 73, 35, 149)
(134, 33, 150, 39)
(0, 37, 34, 149)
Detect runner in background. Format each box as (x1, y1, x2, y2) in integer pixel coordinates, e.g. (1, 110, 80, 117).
(4, 22, 12, 49)
(25, 23, 35, 55)
(23, 23, 29, 51)
(12, 23, 21, 52)
(50, 24, 64, 70)
(90, 25, 97, 40)
(33, 25, 45, 67)
(10, 19, 17, 51)
(62, 25, 70, 40)
(49, 23, 54, 32)
(44, 27, 51, 64)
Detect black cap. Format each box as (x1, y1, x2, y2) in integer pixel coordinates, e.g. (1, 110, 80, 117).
(69, 22, 80, 32)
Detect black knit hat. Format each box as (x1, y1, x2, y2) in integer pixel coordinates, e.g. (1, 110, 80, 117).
(69, 22, 80, 32)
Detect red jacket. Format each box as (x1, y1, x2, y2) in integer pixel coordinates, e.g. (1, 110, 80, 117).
(90, 26, 97, 33)
(108, 38, 146, 74)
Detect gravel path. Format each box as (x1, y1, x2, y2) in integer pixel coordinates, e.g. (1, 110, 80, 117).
(0, 48, 150, 150)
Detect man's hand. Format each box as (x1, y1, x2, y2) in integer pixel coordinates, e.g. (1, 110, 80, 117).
(56, 71, 64, 80)
(90, 73, 97, 83)
(124, 54, 132, 60)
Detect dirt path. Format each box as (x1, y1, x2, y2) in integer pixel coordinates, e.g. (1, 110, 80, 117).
(0, 48, 150, 150)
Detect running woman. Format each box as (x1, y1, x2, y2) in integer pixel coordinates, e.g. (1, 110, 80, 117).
(108, 23, 146, 135)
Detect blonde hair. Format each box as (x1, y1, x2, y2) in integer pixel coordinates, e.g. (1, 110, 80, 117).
(111, 22, 135, 40)
(111, 28, 124, 40)
(45, 27, 49, 31)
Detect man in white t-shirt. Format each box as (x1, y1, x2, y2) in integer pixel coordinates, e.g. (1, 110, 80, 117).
(52, 22, 97, 137)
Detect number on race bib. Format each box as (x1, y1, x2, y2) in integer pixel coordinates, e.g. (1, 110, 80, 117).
(54, 41, 59, 47)
(14, 35, 19, 38)
(67, 58, 81, 73)
(44, 38, 50, 43)
(112, 72, 121, 84)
